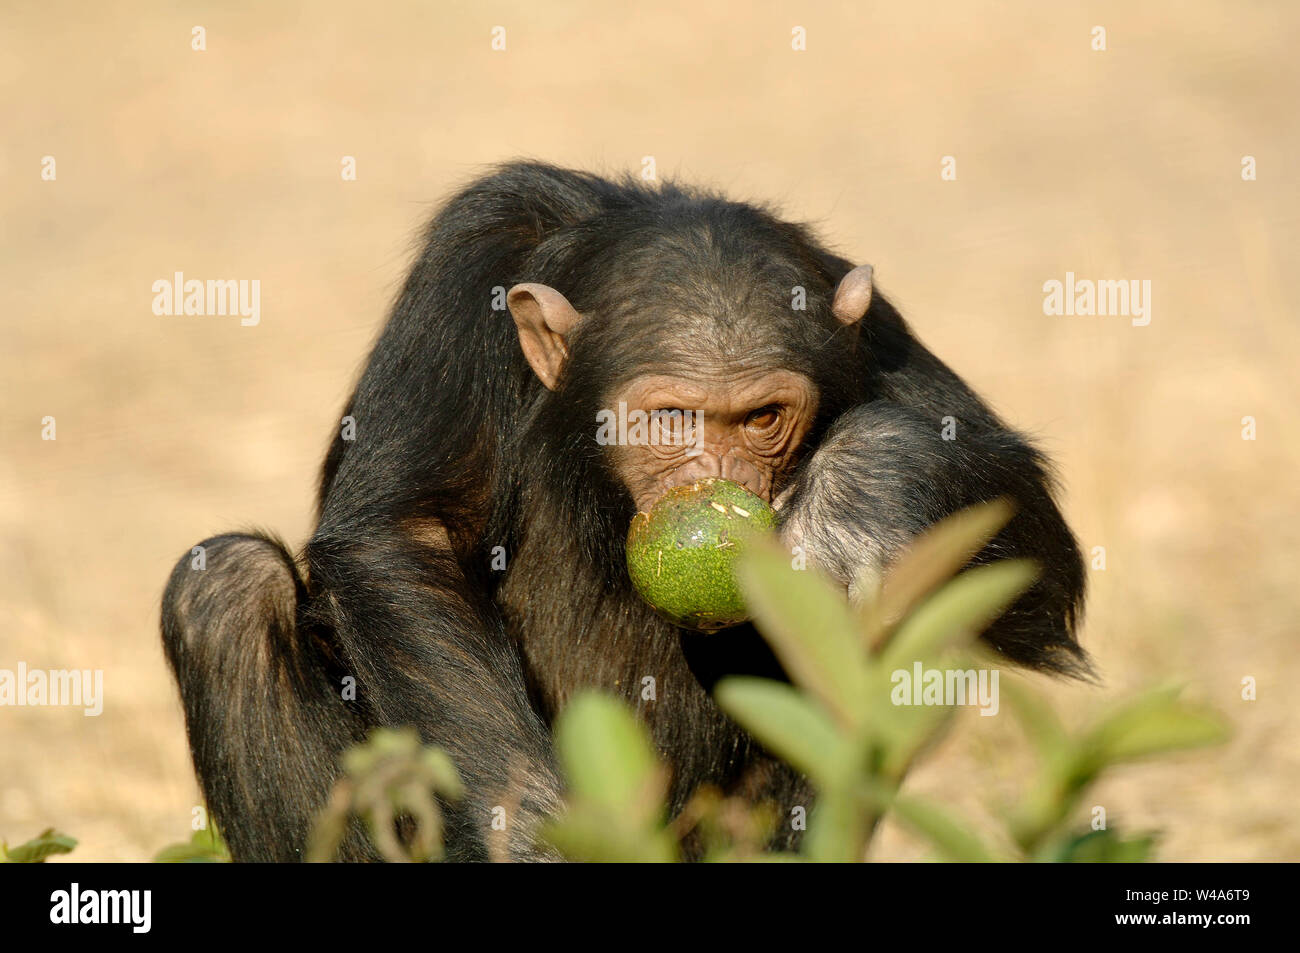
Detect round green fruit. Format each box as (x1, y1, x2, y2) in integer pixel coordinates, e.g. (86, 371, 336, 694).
(625, 477, 776, 631)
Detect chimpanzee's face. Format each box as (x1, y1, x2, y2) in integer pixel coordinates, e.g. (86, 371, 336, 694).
(605, 369, 817, 512)
(505, 264, 872, 513)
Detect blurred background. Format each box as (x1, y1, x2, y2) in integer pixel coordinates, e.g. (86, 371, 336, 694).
(0, 1, 1296, 860)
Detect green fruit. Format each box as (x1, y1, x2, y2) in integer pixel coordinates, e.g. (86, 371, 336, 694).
(625, 477, 776, 631)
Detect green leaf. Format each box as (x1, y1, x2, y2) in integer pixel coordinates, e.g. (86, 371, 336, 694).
(736, 541, 869, 730)
(1011, 687, 1229, 854)
(803, 787, 869, 862)
(875, 499, 1015, 630)
(542, 692, 682, 862)
(540, 810, 677, 863)
(1041, 828, 1159, 863)
(891, 795, 1001, 862)
(420, 746, 467, 800)
(153, 826, 230, 863)
(1, 828, 77, 863)
(715, 677, 856, 788)
(553, 692, 665, 827)
(881, 560, 1039, 672)
(1001, 678, 1071, 763)
(1083, 686, 1230, 766)
(866, 677, 962, 781)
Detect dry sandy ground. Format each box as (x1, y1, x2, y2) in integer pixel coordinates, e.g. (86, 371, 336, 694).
(1, 1, 1296, 861)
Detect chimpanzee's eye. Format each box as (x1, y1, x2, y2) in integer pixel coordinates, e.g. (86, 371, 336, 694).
(746, 405, 782, 432)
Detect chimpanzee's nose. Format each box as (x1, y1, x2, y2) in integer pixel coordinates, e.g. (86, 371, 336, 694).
(666, 451, 769, 502)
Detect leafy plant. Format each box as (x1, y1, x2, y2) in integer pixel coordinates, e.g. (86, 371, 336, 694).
(542, 500, 1230, 863)
(539, 693, 678, 862)
(153, 824, 230, 863)
(0, 828, 77, 863)
(308, 726, 464, 863)
(1002, 680, 1227, 861)
(6, 502, 1208, 864)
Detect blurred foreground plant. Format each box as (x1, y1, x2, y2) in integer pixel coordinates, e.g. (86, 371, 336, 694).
(153, 824, 230, 863)
(543, 501, 1229, 862)
(0, 504, 1228, 864)
(267, 502, 1228, 862)
(538, 693, 678, 861)
(152, 821, 230, 858)
(0, 828, 77, 863)
(308, 726, 464, 862)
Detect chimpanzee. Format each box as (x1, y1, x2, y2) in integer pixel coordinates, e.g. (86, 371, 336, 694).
(161, 161, 1088, 862)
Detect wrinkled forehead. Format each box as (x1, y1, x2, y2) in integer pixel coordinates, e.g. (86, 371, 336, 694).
(589, 214, 833, 312)
(557, 215, 847, 391)
(589, 268, 832, 375)
(591, 304, 821, 398)
(617, 367, 819, 415)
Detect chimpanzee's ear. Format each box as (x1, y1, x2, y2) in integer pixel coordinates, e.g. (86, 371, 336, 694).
(831, 264, 874, 327)
(506, 283, 583, 390)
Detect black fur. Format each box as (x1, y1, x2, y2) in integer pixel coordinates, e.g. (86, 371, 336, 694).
(780, 403, 1090, 677)
(161, 161, 1087, 861)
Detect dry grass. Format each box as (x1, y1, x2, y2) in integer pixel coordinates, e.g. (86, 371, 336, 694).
(0, 0, 1296, 860)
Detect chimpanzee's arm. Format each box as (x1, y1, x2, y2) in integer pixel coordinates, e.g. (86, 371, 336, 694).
(781, 296, 1089, 677)
(305, 522, 564, 855)
(163, 523, 562, 861)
